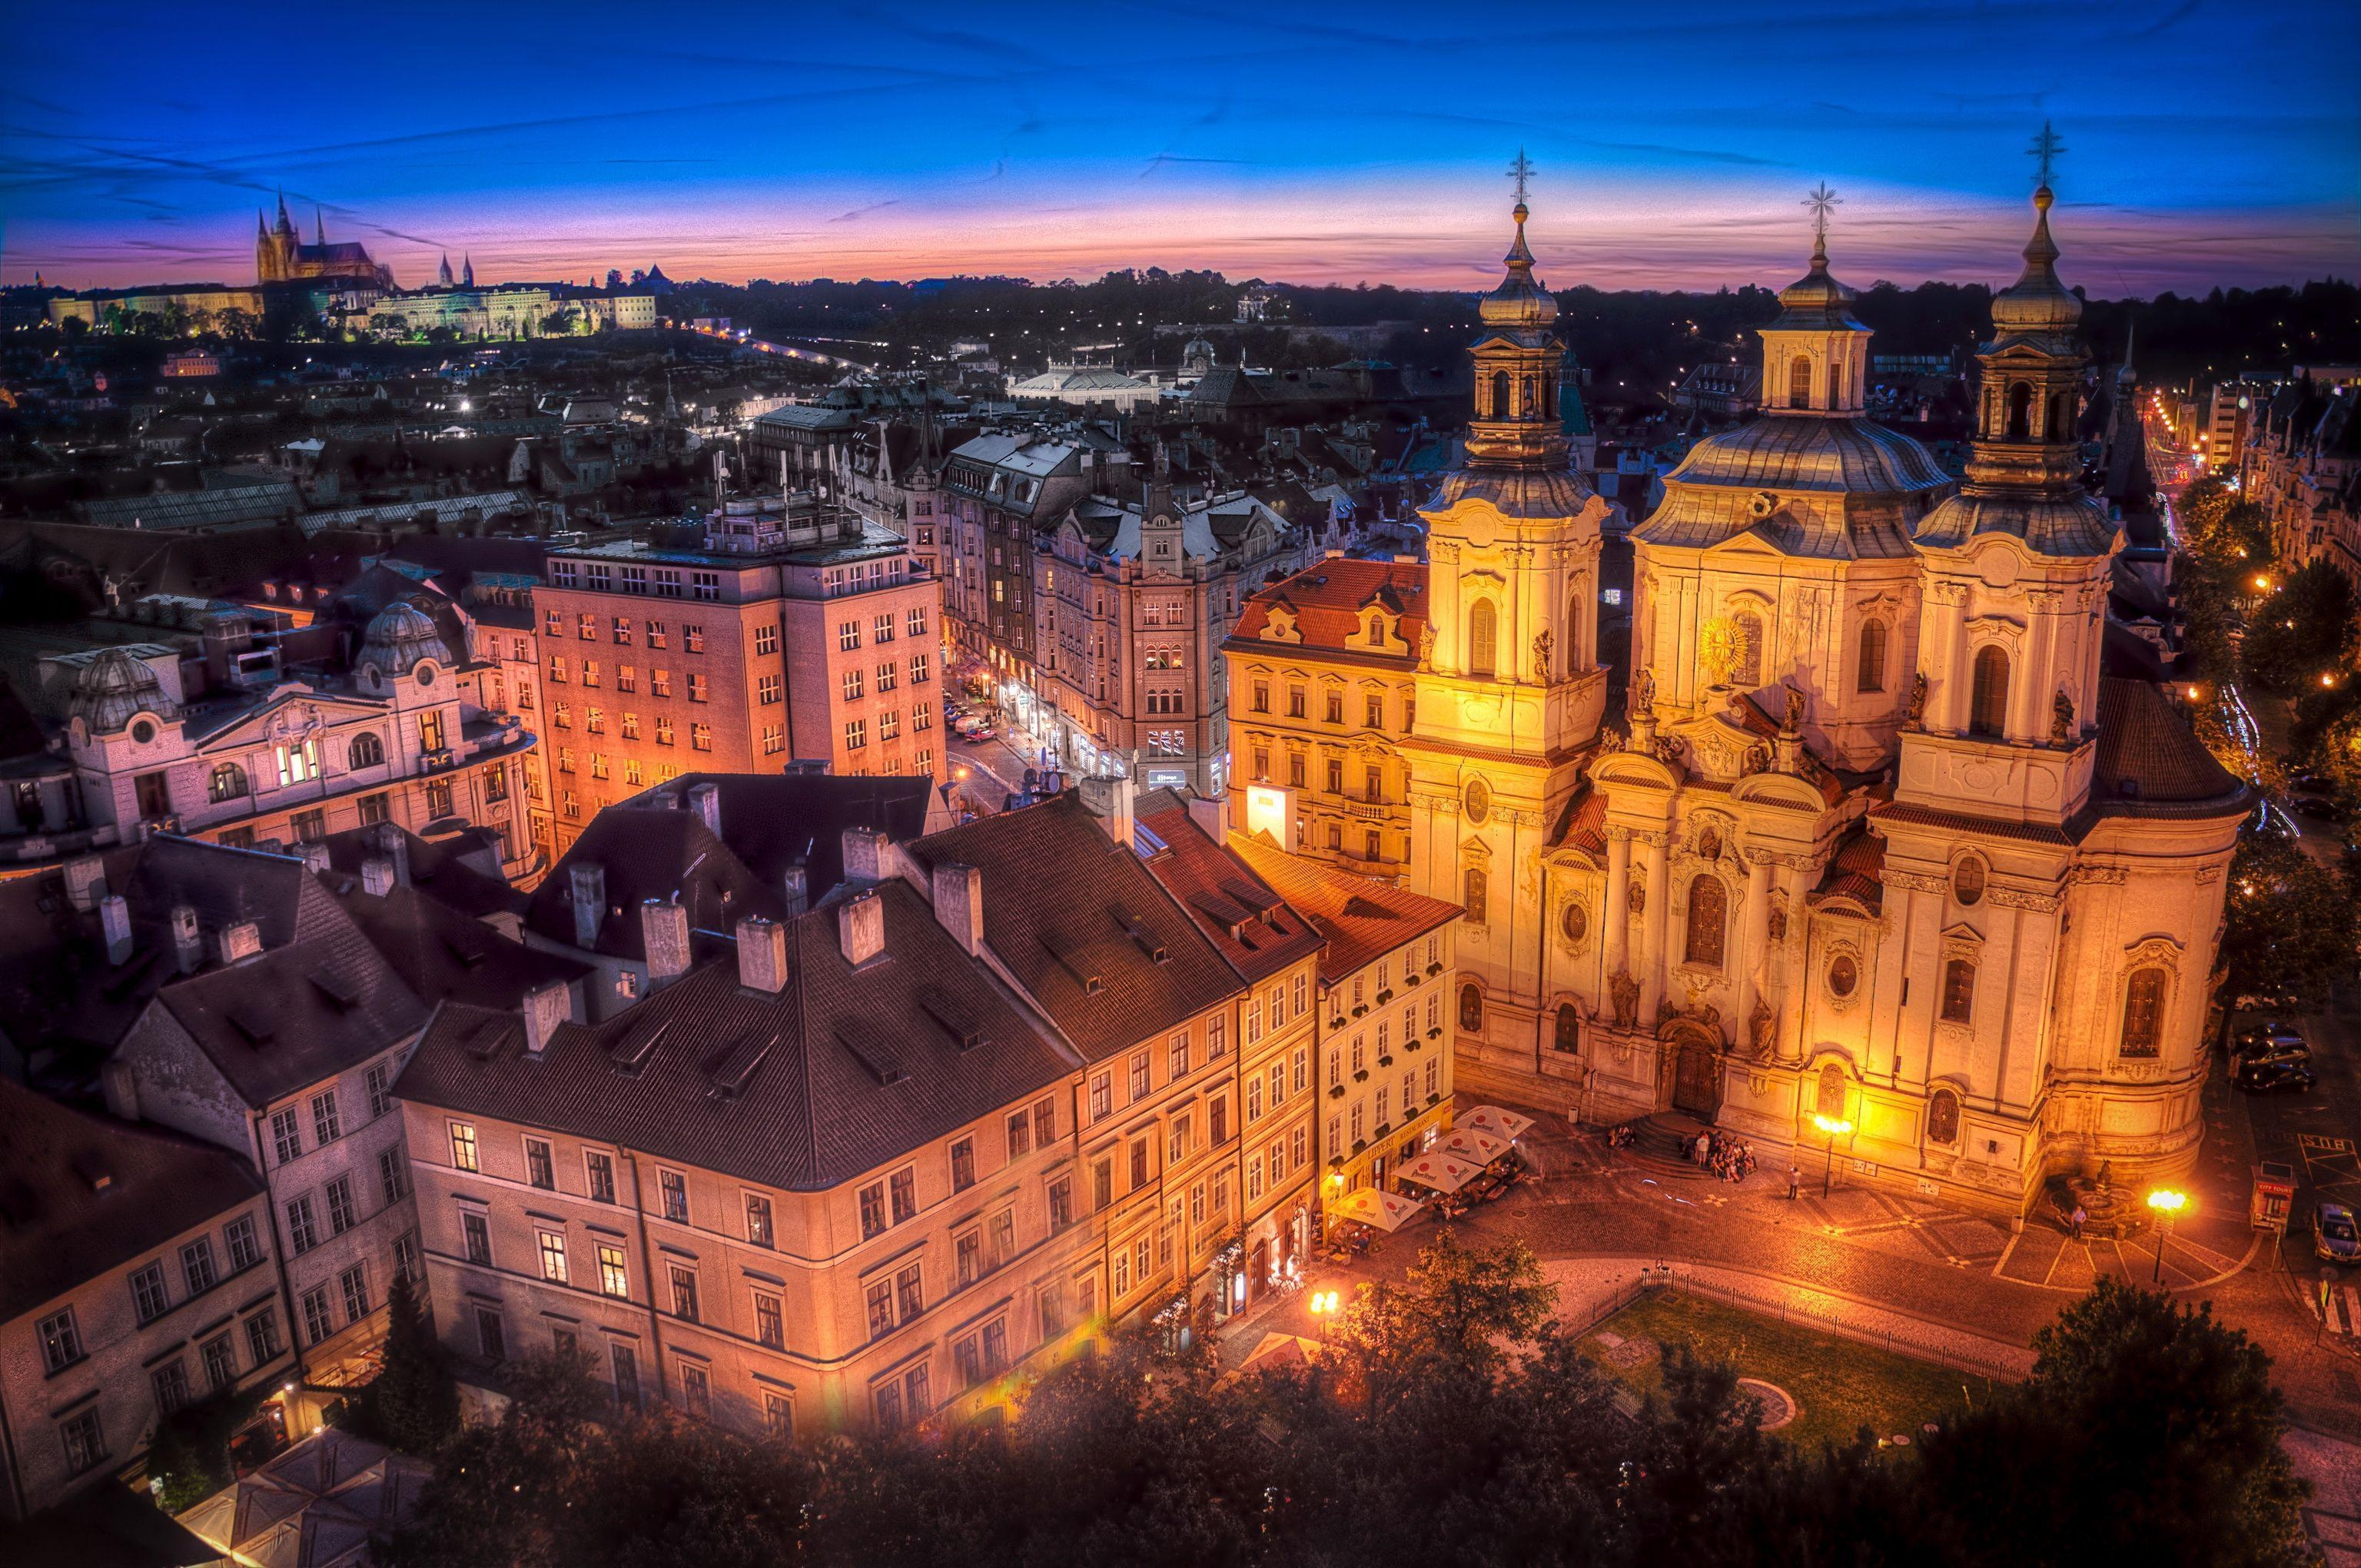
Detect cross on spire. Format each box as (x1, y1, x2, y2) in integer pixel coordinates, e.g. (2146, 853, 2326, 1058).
(1804, 182, 1841, 250)
(2029, 120, 2066, 188)
(1506, 148, 1534, 208)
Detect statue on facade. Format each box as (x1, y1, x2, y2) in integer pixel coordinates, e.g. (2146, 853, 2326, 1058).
(1748, 998, 1776, 1059)
(1742, 742, 1770, 776)
(1782, 683, 1805, 735)
(1629, 667, 1655, 718)
(1609, 969, 1640, 1030)
(1904, 670, 1928, 727)
(1597, 726, 1625, 754)
(1531, 628, 1554, 686)
(1652, 734, 1687, 769)
(2051, 686, 2076, 746)
(1416, 623, 1436, 672)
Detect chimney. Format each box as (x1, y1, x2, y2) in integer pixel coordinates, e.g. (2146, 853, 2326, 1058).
(686, 782, 722, 837)
(1081, 775, 1136, 851)
(170, 905, 204, 974)
(931, 862, 983, 956)
(101, 894, 134, 965)
(520, 978, 573, 1058)
(64, 855, 107, 912)
(101, 1057, 138, 1121)
(570, 862, 607, 948)
(218, 920, 263, 965)
(781, 864, 809, 917)
(641, 898, 690, 988)
(736, 915, 788, 993)
(842, 827, 888, 885)
(838, 891, 886, 967)
(298, 840, 331, 875)
(360, 857, 397, 897)
(373, 822, 411, 885)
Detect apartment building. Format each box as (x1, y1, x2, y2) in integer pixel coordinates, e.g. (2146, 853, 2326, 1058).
(1135, 792, 1324, 1307)
(1230, 836, 1461, 1218)
(938, 431, 1107, 678)
(395, 849, 1098, 1434)
(537, 493, 943, 852)
(0, 1078, 293, 1523)
(2244, 374, 2361, 586)
(1034, 461, 1298, 793)
(1224, 556, 1428, 878)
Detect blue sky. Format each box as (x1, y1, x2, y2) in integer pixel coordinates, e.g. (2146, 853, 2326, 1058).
(5, 0, 2356, 295)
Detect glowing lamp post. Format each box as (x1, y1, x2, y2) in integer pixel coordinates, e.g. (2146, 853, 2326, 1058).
(1811, 1114, 1854, 1198)
(2147, 1189, 2189, 1282)
(1308, 1288, 1340, 1340)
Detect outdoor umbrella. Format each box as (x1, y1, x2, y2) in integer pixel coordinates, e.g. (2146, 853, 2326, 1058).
(1459, 1104, 1536, 1141)
(1330, 1186, 1425, 1232)
(1396, 1149, 1486, 1194)
(1440, 1126, 1513, 1164)
(1240, 1331, 1326, 1374)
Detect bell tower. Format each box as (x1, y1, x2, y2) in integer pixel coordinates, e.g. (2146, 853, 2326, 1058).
(1406, 155, 1613, 1075)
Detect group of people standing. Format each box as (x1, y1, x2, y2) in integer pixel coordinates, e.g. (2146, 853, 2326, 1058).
(1689, 1129, 1758, 1183)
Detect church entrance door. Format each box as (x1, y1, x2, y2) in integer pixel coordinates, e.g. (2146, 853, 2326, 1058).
(1671, 1040, 1722, 1120)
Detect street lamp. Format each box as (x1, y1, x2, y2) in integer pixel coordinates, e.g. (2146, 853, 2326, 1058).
(1307, 1288, 1340, 1340)
(2147, 1189, 2189, 1282)
(1811, 1114, 1854, 1198)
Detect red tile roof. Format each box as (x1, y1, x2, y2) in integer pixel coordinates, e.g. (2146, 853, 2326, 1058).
(1135, 792, 1327, 984)
(1814, 827, 1885, 912)
(1229, 557, 1426, 660)
(1226, 837, 1459, 984)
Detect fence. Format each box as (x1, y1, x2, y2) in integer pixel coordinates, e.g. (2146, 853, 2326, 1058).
(1561, 1264, 2029, 1383)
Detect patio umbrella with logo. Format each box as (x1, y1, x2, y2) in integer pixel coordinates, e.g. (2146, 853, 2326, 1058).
(1440, 1126, 1513, 1164)
(1330, 1185, 1426, 1232)
(1459, 1104, 1536, 1141)
(1240, 1331, 1327, 1374)
(1396, 1149, 1486, 1194)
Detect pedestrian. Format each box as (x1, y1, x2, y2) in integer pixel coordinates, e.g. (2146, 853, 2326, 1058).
(1788, 1164, 1801, 1201)
(2070, 1204, 2086, 1241)
(1695, 1132, 1711, 1166)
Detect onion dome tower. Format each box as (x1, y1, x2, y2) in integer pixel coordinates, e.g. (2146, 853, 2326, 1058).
(1464, 164, 1572, 472)
(358, 600, 451, 685)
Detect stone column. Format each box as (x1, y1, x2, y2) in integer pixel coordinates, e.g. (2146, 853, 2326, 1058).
(1775, 860, 1811, 1064)
(1944, 585, 1971, 733)
(1735, 851, 1773, 1042)
(1638, 832, 1671, 1022)
(1602, 828, 1632, 983)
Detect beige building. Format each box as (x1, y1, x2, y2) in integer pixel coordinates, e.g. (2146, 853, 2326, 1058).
(0, 1078, 292, 1522)
(1224, 556, 1427, 877)
(1403, 183, 2246, 1214)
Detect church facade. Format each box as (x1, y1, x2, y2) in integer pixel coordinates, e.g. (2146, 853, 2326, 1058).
(1385, 175, 2247, 1216)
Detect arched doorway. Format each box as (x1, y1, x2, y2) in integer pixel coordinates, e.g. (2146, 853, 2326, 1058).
(1660, 1022, 1724, 1119)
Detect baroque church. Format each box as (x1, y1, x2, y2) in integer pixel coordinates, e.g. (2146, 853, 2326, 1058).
(1396, 164, 2246, 1214)
(256, 194, 397, 290)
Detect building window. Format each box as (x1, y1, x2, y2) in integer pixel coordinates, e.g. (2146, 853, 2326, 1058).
(58, 1408, 108, 1475)
(37, 1308, 82, 1373)
(610, 1343, 640, 1408)
(950, 1137, 976, 1191)
(2120, 968, 2167, 1057)
(523, 1137, 555, 1190)
(1857, 618, 1888, 693)
(1970, 646, 2009, 738)
(669, 1264, 700, 1322)
(1685, 875, 1727, 969)
(1940, 958, 1977, 1024)
(858, 1181, 887, 1240)
(271, 1108, 303, 1166)
(226, 1214, 260, 1271)
(325, 1175, 357, 1235)
(201, 1332, 237, 1392)
(597, 1244, 629, 1298)
(535, 1229, 569, 1284)
(659, 1169, 689, 1224)
(845, 719, 866, 751)
(585, 1151, 617, 1203)
(690, 723, 712, 750)
(450, 1121, 479, 1172)
(340, 1263, 370, 1324)
(462, 1211, 492, 1265)
(285, 1196, 318, 1256)
(301, 1287, 334, 1347)
(1729, 610, 1764, 687)
(1458, 982, 1483, 1034)
(364, 1061, 393, 1119)
(207, 762, 249, 804)
(474, 1306, 506, 1361)
(1463, 865, 1487, 926)
(311, 1089, 342, 1146)
(1788, 354, 1812, 409)
(246, 1306, 282, 1364)
(1466, 600, 1497, 678)
(745, 1192, 775, 1248)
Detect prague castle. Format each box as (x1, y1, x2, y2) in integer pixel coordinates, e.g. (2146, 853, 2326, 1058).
(255, 193, 397, 289)
(1236, 151, 2246, 1214)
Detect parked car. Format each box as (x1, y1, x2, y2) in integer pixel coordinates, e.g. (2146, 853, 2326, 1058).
(2236, 1038, 2313, 1071)
(2316, 1202, 2361, 1265)
(963, 727, 996, 744)
(2234, 1059, 2318, 1095)
(2234, 1018, 2306, 1050)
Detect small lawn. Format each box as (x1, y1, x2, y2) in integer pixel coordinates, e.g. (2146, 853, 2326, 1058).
(1579, 1287, 2007, 1453)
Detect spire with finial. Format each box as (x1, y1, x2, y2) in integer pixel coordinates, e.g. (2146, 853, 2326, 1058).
(274, 190, 293, 235)
(314, 207, 324, 246)
(1992, 121, 2080, 338)
(1803, 182, 1841, 269)
(461, 254, 474, 287)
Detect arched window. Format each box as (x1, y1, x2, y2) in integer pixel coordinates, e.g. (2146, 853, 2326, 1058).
(1489, 370, 1511, 420)
(2045, 391, 2065, 441)
(1467, 600, 1497, 679)
(1940, 958, 1977, 1024)
(1788, 355, 1812, 409)
(1684, 874, 1727, 969)
(1927, 1088, 1961, 1144)
(1826, 358, 1843, 409)
(2120, 968, 2167, 1058)
(2005, 381, 2032, 440)
(1856, 618, 1888, 693)
(350, 732, 386, 769)
(1730, 610, 1764, 687)
(206, 762, 249, 804)
(1969, 646, 2010, 738)
(1542, 377, 1557, 420)
(1554, 1003, 1580, 1054)
(1566, 592, 1582, 668)
(1463, 865, 1488, 927)
(1458, 983, 1484, 1034)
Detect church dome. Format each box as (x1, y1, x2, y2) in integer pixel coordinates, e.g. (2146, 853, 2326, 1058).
(1633, 416, 1953, 555)
(1989, 186, 2082, 339)
(359, 600, 450, 677)
(1478, 202, 1559, 333)
(70, 648, 178, 735)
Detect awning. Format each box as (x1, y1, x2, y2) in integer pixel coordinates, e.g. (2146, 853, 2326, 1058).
(1330, 1186, 1424, 1232)
(1240, 1331, 1326, 1374)
(1459, 1105, 1535, 1141)
(1440, 1126, 1513, 1164)
(1396, 1150, 1486, 1194)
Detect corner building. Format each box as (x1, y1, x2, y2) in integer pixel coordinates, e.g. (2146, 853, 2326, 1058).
(1406, 181, 2245, 1213)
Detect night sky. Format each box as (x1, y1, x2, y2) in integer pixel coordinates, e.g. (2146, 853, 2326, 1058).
(5, 0, 2356, 297)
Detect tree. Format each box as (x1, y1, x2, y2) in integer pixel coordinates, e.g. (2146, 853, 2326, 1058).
(2242, 560, 2356, 695)
(2219, 829, 2357, 1005)
(147, 1385, 272, 1512)
(1920, 1278, 2313, 1568)
(361, 1271, 460, 1452)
